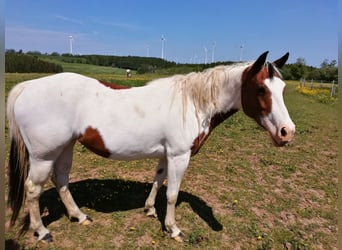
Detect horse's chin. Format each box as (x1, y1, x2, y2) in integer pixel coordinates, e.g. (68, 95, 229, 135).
(260, 119, 288, 147)
(269, 134, 288, 147)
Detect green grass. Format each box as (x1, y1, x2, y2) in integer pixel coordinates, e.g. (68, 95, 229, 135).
(4, 74, 337, 249)
(62, 62, 127, 75)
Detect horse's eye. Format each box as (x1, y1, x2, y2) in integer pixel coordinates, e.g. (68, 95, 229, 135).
(257, 86, 266, 96)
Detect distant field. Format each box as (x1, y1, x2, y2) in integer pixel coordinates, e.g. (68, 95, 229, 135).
(39, 57, 128, 75)
(5, 73, 337, 249)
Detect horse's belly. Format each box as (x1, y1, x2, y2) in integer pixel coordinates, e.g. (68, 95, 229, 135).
(101, 136, 165, 160)
(108, 148, 165, 160)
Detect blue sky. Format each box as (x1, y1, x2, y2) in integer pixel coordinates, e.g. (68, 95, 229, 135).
(5, 0, 337, 67)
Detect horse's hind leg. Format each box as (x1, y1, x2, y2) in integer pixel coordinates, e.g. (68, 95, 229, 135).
(25, 158, 54, 242)
(51, 141, 91, 225)
(144, 157, 167, 217)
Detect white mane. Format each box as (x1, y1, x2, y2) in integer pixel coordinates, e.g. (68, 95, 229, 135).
(170, 63, 251, 119)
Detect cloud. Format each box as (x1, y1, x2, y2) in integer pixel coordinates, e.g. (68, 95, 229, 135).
(92, 19, 143, 31)
(55, 15, 84, 25)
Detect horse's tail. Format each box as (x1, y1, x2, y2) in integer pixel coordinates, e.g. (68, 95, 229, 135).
(6, 82, 30, 226)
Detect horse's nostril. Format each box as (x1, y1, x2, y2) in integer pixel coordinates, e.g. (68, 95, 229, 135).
(280, 127, 287, 137)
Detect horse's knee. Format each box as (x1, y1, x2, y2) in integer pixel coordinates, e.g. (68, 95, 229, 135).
(25, 179, 42, 200)
(52, 171, 69, 188)
(167, 194, 178, 205)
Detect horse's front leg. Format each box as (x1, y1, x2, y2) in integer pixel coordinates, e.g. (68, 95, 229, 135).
(144, 157, 167, 217)
(165, 152, 190, 242)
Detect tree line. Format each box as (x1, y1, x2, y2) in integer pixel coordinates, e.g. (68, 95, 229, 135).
(281, 58, 337, 82)
(5, 51, 63, 73)
(5, 50, 337, 82)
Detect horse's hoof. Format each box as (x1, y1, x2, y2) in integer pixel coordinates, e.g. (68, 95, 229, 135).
(173, 232, 184, 242)
(144, 207, 157, 218)
(146, 211, 157, 218)
(38, 233, 53, 244)
(80, 216, 93, 226)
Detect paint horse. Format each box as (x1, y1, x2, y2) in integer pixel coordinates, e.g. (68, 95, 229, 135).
(7, 51, 295, 243)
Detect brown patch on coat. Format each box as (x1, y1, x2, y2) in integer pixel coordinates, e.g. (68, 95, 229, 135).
(240, 65, 273, 126)
(98, 80, 130, 90)
(191, 109, 238, 156)
(78, 127, 110, 157)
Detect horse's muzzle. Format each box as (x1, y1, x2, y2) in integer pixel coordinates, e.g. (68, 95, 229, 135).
(271, 126, 295, 147)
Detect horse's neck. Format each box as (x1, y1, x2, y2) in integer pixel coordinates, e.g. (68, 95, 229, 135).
(184, 65, 245, 138)
(211, 66, 245, 116)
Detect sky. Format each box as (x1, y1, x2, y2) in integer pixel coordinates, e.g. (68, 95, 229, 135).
(5, 0, 338, 67)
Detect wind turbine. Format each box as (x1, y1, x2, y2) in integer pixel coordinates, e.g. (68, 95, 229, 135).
(194, 53, 198, 64)
(204, 46, 208, 64)
(161, 35, 166, 59)
(69, 35, 73, 55)
(239, 42, 245, 62)
(146, 45, 150, 57)
(211, 42, 216, 63)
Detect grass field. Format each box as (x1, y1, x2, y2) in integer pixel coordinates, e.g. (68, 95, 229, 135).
(4, 72, 337, 249)
(38, 56, 128, 75)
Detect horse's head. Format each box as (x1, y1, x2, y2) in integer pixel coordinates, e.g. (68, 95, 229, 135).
(241, 51, 295, 146)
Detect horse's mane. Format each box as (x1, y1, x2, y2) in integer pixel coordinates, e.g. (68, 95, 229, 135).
(171, 63, 251, 119)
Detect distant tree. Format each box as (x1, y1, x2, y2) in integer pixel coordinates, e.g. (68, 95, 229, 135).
(306, 66, 321, 80)
(61, 53, 73, 57)
(281, 57, 337, 81)
(5, 54, 63, 73)
(319, 59, 337, 81)
(296, 57, 306, 65)
(5, 49, 17, 54)
(51, 52, 60, 56)
(26, 50, 42, 55)
(320, 59, 336, 68)
(281, 57, 308, 80)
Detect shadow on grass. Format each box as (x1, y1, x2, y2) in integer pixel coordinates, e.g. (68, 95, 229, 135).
(5, 239, 21, 250)
(34, 178, 222, 232)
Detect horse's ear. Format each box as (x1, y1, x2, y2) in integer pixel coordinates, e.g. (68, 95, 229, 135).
(249, 51, 269, 76)
(273, 52, 289, 69)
